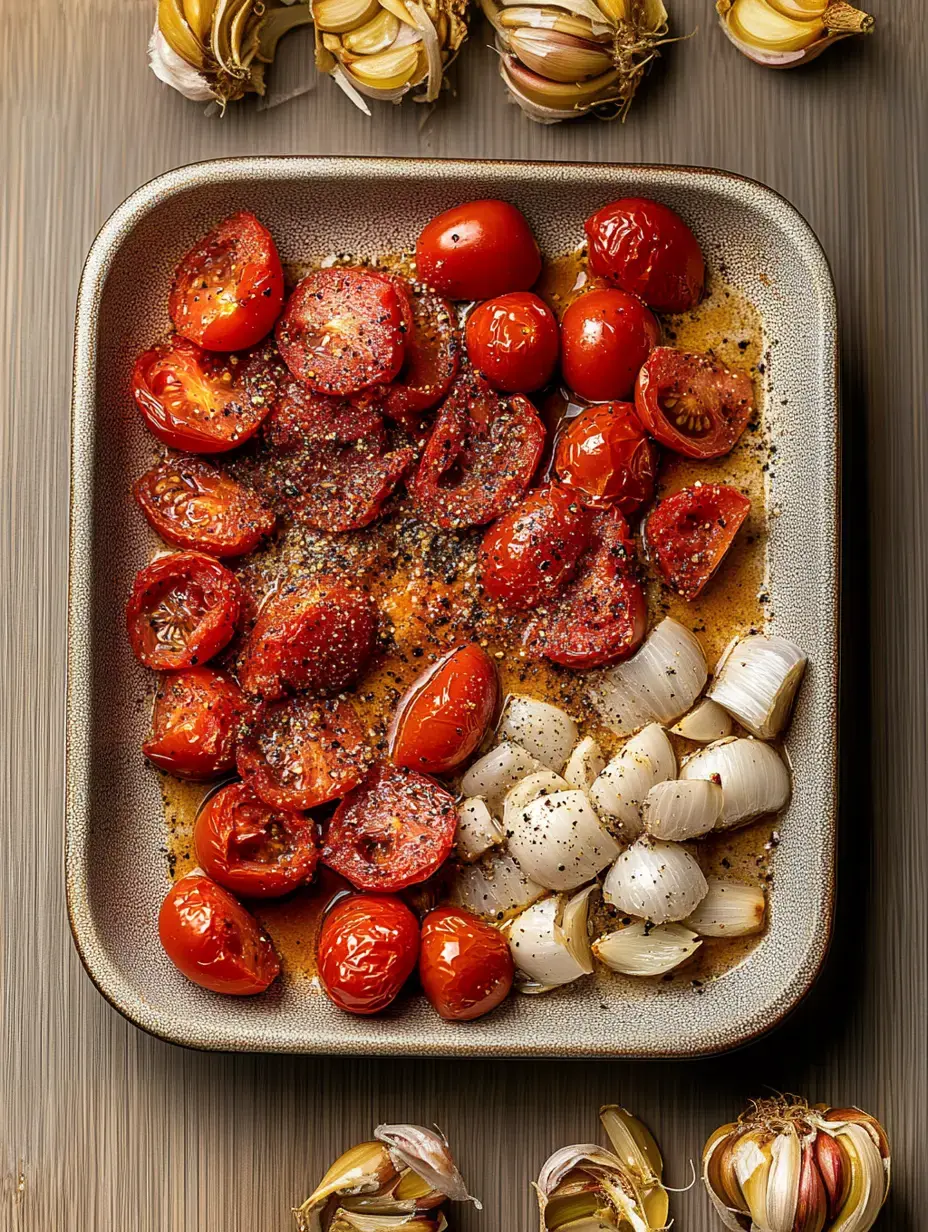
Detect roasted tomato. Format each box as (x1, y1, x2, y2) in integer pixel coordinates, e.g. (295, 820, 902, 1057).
(411, 374, 545, 530)
(553, 401, 658, 514)
(415, 200, 542, 301)
(132, 337, 281, 454)
(317, 893, 420, 1015)
(419, 907, 514, 1021)
(158, 873, 280, 995)
(237, 696, 368, 811)
(478, 484, 592, 613)
(388, 644, 499, 774)
(126, 551, 241, 671)
(323, 762, 458, 892)
(524, 508, 646, 669)
(584, 197, 705, 314)
(276, 267, 407, 395)
(635, 348, 754, 459)
(239, 578, 377, 701)
(381, 284, 460, 422)
(465, 291, 559, 394)
(645, 483, 751, 600)
(560, 289, 661, 403)
(169, 212, 285, 352)
(133, 455, 275, 557)
(194, 782, 318, 898)
(143, 667, 245, 779)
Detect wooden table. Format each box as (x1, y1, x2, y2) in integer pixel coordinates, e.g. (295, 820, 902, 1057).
(1, 1, 925, 1228)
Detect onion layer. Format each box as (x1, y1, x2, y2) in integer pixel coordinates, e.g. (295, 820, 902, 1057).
(643, 779, 724, 841)
(456, 797, 505, 862)
(592, 921, 702, 976)
(507, 789, 620, 890)
(670, 698, 733, 743)
(589, 724, 676, 838)
(563, 736, 606, 791)
(448, 850, 545, 920)
(603, 838, 708, 924)
(508, 885, 595, 988)
(680, 737, 791, 829)
(460, 741, 542, 814)
(502, 770, 569, 834)
(683, 877, 767, 936)
(709, 633, 808, 739)
(498, 696, 578, 772)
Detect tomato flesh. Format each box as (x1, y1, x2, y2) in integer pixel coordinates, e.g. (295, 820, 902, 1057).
(317, 893, 420, 1015)
(143, 667, 245, 780)
(635, 347, 754, 459)
(416, 200, 542, 301)
(158, 873, 280, 995)
(126, 551, 241, 671)
(381, 284, 460, 421)
(554, 401, 658, 514)
(645, 483, 751, 600)
(560, 289, 660, 403)
(465, 291, 559, 394)
(419, 906, 514, 1021)
(388, 644, 499, 774)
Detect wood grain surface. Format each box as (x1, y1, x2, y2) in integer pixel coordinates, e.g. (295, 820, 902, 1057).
(1, 1, 925, 1229)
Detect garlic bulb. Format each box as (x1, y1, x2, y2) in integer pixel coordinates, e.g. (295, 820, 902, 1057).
(507, 788, 621, 890)
(709, 633, 808, 739)
(603, 837, 708, 924)
(448, 849, 546, 920)
(498, 695, 579, 772)
(508, 885, 596, 989)
(455, 797, 505, 862)
(670, 698, 733, 744)
(563, 735, 607, 791)
(717, 0, 874, 69)
(460, 740, 544, 814)
(703, 1096, 890, 1232)
(589, 723, 677, 837)
(643, 778, 723, 841)
(680, 737, 791, 829)
(683, 877, 766, 937)
(593, 920, 701, 976)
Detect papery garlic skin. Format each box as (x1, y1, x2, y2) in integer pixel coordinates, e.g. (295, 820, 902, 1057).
(373, 1125, 481, 1206)
(149, 24, 216, 101)
(709, 634, 807, 739)
(498, 695, 579, 772)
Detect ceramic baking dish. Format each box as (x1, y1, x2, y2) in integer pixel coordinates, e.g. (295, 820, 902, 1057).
(67, 157, 838, 1056)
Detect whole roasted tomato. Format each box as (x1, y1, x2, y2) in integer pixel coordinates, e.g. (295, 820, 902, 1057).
(635, 347, 754, 459)
(560, 289, 661, 403)
(126, 551, 241, 671)
(143, 667, 245, 780)
(419, 907, 514, 1021)
(317, 894, 420, 1016)
(553, 401, 658, 514)
(415, 200, 542, 301)
(169, 211, 285, 352)
(465, 291, 559, 393)
(645, 483, 751, 600)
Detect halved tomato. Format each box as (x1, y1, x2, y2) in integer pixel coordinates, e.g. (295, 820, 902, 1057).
(126, 551, 241, 671)
(263, 380, 385, 453)
(415, 200, 542, 301)
(419, 906, 514, 1022)
(133, 455, 275, 557)
(322, 762, 458, 892)
(236, 695, 368, 810)
(553, 401, 658, 514)
(560, 289, 661, 403)
(645, 483, 751, 600)
(317, 893, 420, 1015)
(465, 291, 559, 394)
(381, 283, 460, 422)
(143, 667, 245, 779)
(169, 211, 285, 352)
(635, 348, 755, 459)
(194, 782, 318, 898)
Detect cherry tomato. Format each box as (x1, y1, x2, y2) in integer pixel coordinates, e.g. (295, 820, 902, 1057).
(169, 212, 285, 352)
(411, 373, 545, 530)
(478, 484, 592, 613)
(126, 551, 241, 671)
(524, 508, 646, 669)
(635, 347, 754, 459)
(645, 483, 751, 600)
(317, 893, 420, 1015)
(194, 782, 318, 898)
(239, 578, 377, 702)
(143, 667, 245, 780)
(323, 762, 458, 892)
(263, 380, 385, 453)
(381, 284, 460, 421)
(158, 873, 280, 995)
(237, 696, 367, 811)
(584, 197, 705, 314)
(133, 455, 275, 557)
(388, 644, 499, 774)
(560, 289, 660, 403)
(553, 401, 658, 514)
(419, 906, 514, 1021)
(276, 267, 407, 395)
(465, 292, 559, 394)
(415, 200, 542, 301)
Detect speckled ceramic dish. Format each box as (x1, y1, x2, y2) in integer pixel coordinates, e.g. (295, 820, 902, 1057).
(67, 157, 838, 1056)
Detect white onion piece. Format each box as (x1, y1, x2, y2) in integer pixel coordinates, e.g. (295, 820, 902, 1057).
(497, 696, 578, 772)
(680, 737, 791, 829)
(670, 698, 733, 743)
(455, 798, 504, 863)
(448, 850, 545, 920)
(709, 634, 808, 739)
(460, 741, 542, 815)
(563, 736, 606, 791)
(502, 770, 569, 834)
(148, 24, 216, 101)
(683, 878, 767, 937)
(592, 921, 702, 977)
(507, 790, 621, 891)
(589, 724, 676, 838)
(603, 839, 708, 924)
(589, 619, 708, 736)
(508, 885, 595, 987)
(643, 779, 723, 841)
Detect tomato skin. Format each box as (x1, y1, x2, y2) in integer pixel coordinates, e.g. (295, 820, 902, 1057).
(381, 285, 460, 421)
(635, 347, 754, 459)
(416, 200, 542, 301)
(194, 782, 318, 898)
(478, 484, 592, 613)
(143, 667, 245, 780)
(317, 894, 420, 1016)
(585, 198, 705, 314)
(158, 873, 281, 995)
(169, 212, 284, 352)
(419, 907, 514, 1021)
(388, 644, 499, 774)
(465, 292, 559, 394)
(644, 483, 751, 600)
(126, 551, 241, 671)
(554, 401, 658, 514)
(560, 289, 660, 403)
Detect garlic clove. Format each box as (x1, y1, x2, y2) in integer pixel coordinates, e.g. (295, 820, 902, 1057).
(159, 0, 206, 65)
(379, 0, 421, 25)
(793, 1136, 828, 1232)
(643, 778, 723, 841)
(374, 1125, 481, 1207)
(717, 0, 873, 68)
(814, 1130, 850, 1222)
(502, 54, 620, 110)
(766, 0, 825, 15)
(592, 920, 701, 977)
(509, 885, 596, 988)
(599, 1105, 664, 1188)
(314, 0, 384, 34)
(732, 1130, 775, 1230)
(683, 878, 766, 937)
(294, 1142, 398, 1231)
(670, 698, 733, 744)
(343, 8, 403, 52)
(704, 1126, 753, 1231)
(724, 0, 824, 51)
(184, 0, 219, 43)
(498, 5, 605, 39)
(764, 1123, 802, 1232)
(508, 28, 615, 81)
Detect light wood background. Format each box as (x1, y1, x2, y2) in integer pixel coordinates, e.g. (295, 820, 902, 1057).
(1, 1, 925, 1229)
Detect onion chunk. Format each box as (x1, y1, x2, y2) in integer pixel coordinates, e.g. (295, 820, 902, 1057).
(497, 696, 579, 773)
(680, 737, 791, 829)
(603, 838, 708, 924)
(643, 779, 723, 841)
(507, 788, 620, 891)
(683, 877, 767, 936)
(592, 921, 702, 977)
(460, 741, 543, 815)
(456, 797, 505, 863)
(709, 633, 807, 739)
(589, 724, 676, 838)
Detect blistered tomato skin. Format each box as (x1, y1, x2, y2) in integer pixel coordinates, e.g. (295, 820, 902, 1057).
(560, 289, 661, 403)
(419, 907, 514, 1021)
(317, 894, 420, 1015)
(635, 347, 754, 459)
(126, 551, 241, 671)
(143, 668, 246, 780)
(585, 197, 705, 314)
(645, 483, 751, 600)
(554, 401, 658, 514)
(465, 292, 559, 393)
(388, 644, 499, 774)
(415, 200, 543, 301)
